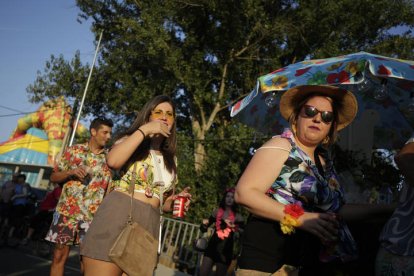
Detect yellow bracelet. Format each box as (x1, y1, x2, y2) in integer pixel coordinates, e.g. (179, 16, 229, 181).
(280, 214, 300, 234)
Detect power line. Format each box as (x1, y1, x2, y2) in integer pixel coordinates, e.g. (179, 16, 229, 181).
(0, 111, 40, 117)
(0, 106, 75, 118)
(0, 105, 24, 113)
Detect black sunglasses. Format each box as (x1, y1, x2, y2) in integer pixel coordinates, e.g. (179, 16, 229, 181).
(301, 105, 334, 124)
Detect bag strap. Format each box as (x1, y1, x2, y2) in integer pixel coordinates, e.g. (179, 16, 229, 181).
(128, 152, 175, 255)
(127, 162, 138, 224)
(150, 151, 165, 215)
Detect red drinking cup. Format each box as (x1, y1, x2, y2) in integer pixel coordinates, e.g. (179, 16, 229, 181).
(173, 196, 187, 219)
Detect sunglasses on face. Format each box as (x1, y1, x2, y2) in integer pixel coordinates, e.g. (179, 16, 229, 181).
(151, 109, 175, 121)
(300, 105, 334, 124)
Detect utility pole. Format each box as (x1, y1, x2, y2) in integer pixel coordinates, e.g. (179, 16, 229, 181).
(69, 30, 104, 146)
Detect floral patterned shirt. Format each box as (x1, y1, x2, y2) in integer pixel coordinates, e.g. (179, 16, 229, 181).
(269, 129, 344, 212)
(55, 143, 112, 222)
(267, 128, 358, 262)
(110, 152, 176, 199)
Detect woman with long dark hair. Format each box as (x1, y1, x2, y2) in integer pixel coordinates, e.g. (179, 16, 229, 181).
(199, 187, 244, 276)
(81, 95, 190, 275)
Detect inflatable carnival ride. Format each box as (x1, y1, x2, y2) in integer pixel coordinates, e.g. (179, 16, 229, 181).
(0, 97, 88, 188)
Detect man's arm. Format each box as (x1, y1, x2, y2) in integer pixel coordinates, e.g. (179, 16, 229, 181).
(50, 146, 88, 183)
(50, 168, 88, 183)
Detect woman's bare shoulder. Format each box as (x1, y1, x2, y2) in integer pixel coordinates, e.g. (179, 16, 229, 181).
(257, 136, 291, 153)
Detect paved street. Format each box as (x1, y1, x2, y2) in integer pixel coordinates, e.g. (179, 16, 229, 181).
(0, 246, 80, 276)
(0, 243, 80, 276)
(0, 242, 191, 276)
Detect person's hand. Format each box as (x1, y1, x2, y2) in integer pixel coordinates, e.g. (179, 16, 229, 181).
(139, 121, 171, 138)
(200, 218, 210, 232)
(173, 186, 191, 200)
(173, 186, 192, 213)
(69, 167, 89, 181)
(224, 219, 235, 229)
(297, 212, 339, 243)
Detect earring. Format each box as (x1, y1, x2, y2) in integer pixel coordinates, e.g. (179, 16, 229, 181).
(322, 136, 330, 145)
(291, 124, 297, 135)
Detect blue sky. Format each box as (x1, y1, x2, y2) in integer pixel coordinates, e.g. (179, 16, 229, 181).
(0, 0, 94, 142)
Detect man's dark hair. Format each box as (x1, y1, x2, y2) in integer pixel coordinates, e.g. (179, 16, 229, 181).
(89, 117, 114, 132)
(17, 174, 26, 180)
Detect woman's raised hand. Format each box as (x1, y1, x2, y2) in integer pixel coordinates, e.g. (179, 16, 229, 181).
(298, 212, 339, 243)
(139, 121, 171, 138)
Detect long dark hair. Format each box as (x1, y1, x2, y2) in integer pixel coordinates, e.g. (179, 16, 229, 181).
(118, 95, 177, 174)
(218, 188, 238, 213)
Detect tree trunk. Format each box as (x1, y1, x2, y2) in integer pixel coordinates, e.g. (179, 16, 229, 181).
(192, 119, 206, 173)
(194, 140, 206, 173)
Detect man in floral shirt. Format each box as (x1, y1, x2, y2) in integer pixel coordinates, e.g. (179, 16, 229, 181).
(45, 117, 113, 276)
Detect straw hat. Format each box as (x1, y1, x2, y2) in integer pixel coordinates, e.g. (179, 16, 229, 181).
(279, 85, 358, 130)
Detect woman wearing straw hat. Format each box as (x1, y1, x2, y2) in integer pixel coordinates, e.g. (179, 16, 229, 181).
(234, 85, 394, 275)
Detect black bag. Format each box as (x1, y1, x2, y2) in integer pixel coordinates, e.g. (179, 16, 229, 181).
(194, 237, 208, 252)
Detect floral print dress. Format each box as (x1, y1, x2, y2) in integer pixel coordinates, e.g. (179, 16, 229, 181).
(268, 128, 358, 262)
(45, 143, 112, 245)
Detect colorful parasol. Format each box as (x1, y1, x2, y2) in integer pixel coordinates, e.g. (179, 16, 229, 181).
(231, 51, 414, 149)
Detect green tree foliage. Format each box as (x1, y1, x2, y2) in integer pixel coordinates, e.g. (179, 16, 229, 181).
(27, 51, 89, 103)
(26, 0, 414, 222)
(182, 123, 259, 221)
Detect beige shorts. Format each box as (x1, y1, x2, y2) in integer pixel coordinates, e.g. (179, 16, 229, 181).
(80, 191, 160, 262)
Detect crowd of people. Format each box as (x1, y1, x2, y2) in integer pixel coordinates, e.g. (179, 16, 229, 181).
(0, 89, 413, 276)
(0, 173, 33, 242)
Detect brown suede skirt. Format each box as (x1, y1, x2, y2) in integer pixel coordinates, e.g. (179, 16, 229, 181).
(80, 190, 160, 262)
